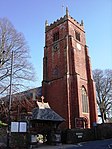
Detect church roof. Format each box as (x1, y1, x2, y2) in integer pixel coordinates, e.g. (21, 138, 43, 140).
(1, 86, 42, 102)
(31, 101, 65, 122)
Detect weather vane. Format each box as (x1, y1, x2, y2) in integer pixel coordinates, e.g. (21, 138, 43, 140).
(62, 4, 64, 16)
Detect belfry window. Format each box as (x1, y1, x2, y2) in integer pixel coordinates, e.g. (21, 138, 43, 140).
(75, 31, 80, 41)
(82, 87, 89, 113)
(53, 31, 59, 42)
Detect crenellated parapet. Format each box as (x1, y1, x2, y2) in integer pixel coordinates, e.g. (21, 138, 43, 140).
(45, 7, 84, 32)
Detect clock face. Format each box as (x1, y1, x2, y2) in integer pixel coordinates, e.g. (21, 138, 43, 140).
(52, 43, 59, 52)
(76, 43, 81, 50)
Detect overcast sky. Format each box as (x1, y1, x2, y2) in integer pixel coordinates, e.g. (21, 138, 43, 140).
(0, 0, 112, 87)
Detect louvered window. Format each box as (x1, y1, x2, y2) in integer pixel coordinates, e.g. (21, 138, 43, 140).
(53, 31, 59, 42)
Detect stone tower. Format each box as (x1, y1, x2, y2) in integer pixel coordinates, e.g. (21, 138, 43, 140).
(42, 8, 98, 129)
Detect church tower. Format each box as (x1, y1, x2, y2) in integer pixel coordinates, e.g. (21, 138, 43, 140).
(42, 8, 98, 129)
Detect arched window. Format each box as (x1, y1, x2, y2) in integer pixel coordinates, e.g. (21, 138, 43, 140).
(82, 87, 89, 113)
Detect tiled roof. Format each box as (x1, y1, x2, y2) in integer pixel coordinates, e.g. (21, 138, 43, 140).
(32, 102, 65, 122)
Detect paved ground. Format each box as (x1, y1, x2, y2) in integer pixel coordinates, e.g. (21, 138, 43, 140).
(34, 139, 112, 149)
(34, 144, 78, 149)
(1, 139, 111, 148)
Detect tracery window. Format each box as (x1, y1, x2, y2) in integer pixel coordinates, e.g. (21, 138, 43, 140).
(82, 87, 89, 113)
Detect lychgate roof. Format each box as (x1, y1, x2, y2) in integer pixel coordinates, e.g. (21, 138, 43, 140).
(32, 101, 65, 122)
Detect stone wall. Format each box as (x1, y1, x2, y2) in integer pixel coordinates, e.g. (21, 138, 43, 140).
(62, 128, 95, 144)
(62, 123, 112, 144)
(0, 127, 7, 144)
(96, 123, 112, 139)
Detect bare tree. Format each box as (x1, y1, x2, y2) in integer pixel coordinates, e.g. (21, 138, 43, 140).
(93, 69, 112, 123)
(0, 18, 36, 97)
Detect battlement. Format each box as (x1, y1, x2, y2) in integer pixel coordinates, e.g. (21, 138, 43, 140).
(45, 7, 84, 32)
(45, 15, 67, 32)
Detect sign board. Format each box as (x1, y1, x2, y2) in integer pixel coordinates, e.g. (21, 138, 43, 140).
(75, 118, 84, 129)
(31, 135, 37, 143)
(11, 122, 19, 132)
(76, 132, 83, 138)
(11, 121, 27, 133)
(19, 122, 27, 132)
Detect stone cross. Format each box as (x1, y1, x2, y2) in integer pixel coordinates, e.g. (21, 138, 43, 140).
(41, 96, 44, 103)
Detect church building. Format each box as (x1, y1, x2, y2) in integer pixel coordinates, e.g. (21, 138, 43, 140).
(42, 8, 98, 129)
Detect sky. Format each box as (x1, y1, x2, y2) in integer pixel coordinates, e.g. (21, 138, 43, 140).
(0, 0, 112, 87)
